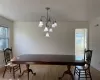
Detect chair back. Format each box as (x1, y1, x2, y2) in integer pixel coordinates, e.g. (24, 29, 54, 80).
(3, 48, 12, 65)
(84, 49, 93, 68)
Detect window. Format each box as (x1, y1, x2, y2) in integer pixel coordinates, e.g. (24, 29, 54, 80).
(0, 27, 9, 50)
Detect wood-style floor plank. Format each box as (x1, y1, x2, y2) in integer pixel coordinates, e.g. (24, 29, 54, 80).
(0, 65, 100, 80)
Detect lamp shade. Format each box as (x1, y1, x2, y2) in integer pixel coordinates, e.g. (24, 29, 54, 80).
(45, 32, 50, 37)
(52, 24, 56, 28)
(44, 27, 48, 32)
(49, 28, 53, 32)
(54, 22, 57, 27)
(39, 21, 43, 27)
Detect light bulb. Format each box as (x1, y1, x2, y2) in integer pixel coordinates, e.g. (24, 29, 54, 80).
(39, 24, 43, 27)
(49, 28, 53, 32)
(45, 33, 50, 37)
(54, 22, 57, 27)
(44, 27, 48, 32)
(52, 24, 56, 28)
(40, 21, 43, 25)
(39, 21, 43, 27)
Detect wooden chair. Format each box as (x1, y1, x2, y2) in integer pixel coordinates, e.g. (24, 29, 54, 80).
(2, 48, 21, 78)
(74, 50, 93, 80)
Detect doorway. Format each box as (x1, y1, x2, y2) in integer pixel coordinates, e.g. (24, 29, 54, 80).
(75, 28, 88, 60)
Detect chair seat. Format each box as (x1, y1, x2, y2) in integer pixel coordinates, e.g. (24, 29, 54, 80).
(76, 66, 88, 70)
(5, 62, 17, 67)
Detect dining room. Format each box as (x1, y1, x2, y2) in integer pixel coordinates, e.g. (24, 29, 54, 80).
(0, 0, 100, 80)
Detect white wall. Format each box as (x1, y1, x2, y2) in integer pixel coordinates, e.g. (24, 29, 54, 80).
(87, 0, 100, 21)
(0, 16, 13, 67)
(89, 17, 100, 71)
(13, 21, 88, 56)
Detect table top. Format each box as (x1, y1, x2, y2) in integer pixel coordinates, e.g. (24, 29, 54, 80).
(12, 54, 85, 66)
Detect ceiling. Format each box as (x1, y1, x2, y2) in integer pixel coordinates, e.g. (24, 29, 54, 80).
(87, 0, 100, 21)
(0, 0, 89, 21)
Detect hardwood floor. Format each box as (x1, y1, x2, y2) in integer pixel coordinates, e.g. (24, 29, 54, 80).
(0, 65, 100, 80)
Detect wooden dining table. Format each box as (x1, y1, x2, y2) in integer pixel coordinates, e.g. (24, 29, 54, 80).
(11, 54, 85, 80)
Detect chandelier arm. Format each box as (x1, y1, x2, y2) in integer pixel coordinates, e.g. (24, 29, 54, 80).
(49, 16, 54, 23)
(51, 16, 56, 22)
(40, 16, 47, 21)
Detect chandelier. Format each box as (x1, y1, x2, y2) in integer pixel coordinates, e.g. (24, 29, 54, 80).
(38, 7, 57, 37)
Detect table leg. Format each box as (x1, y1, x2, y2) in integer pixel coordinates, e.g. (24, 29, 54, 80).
(59, 65, 74, 80)
(19, 64, 36, 80)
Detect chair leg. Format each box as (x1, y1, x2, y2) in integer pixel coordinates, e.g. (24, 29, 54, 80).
(19, 64, 21, 73)
(13, 67, 15, 79)
(10, 67, 12, 73)
(78, 71, 80, 80)
(74, 66, 76, 75)
(85, 70, 87, 80)
(2, 66, 7, 78)
(89, 69, 92, 80)
(28, 70, 29, 80)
